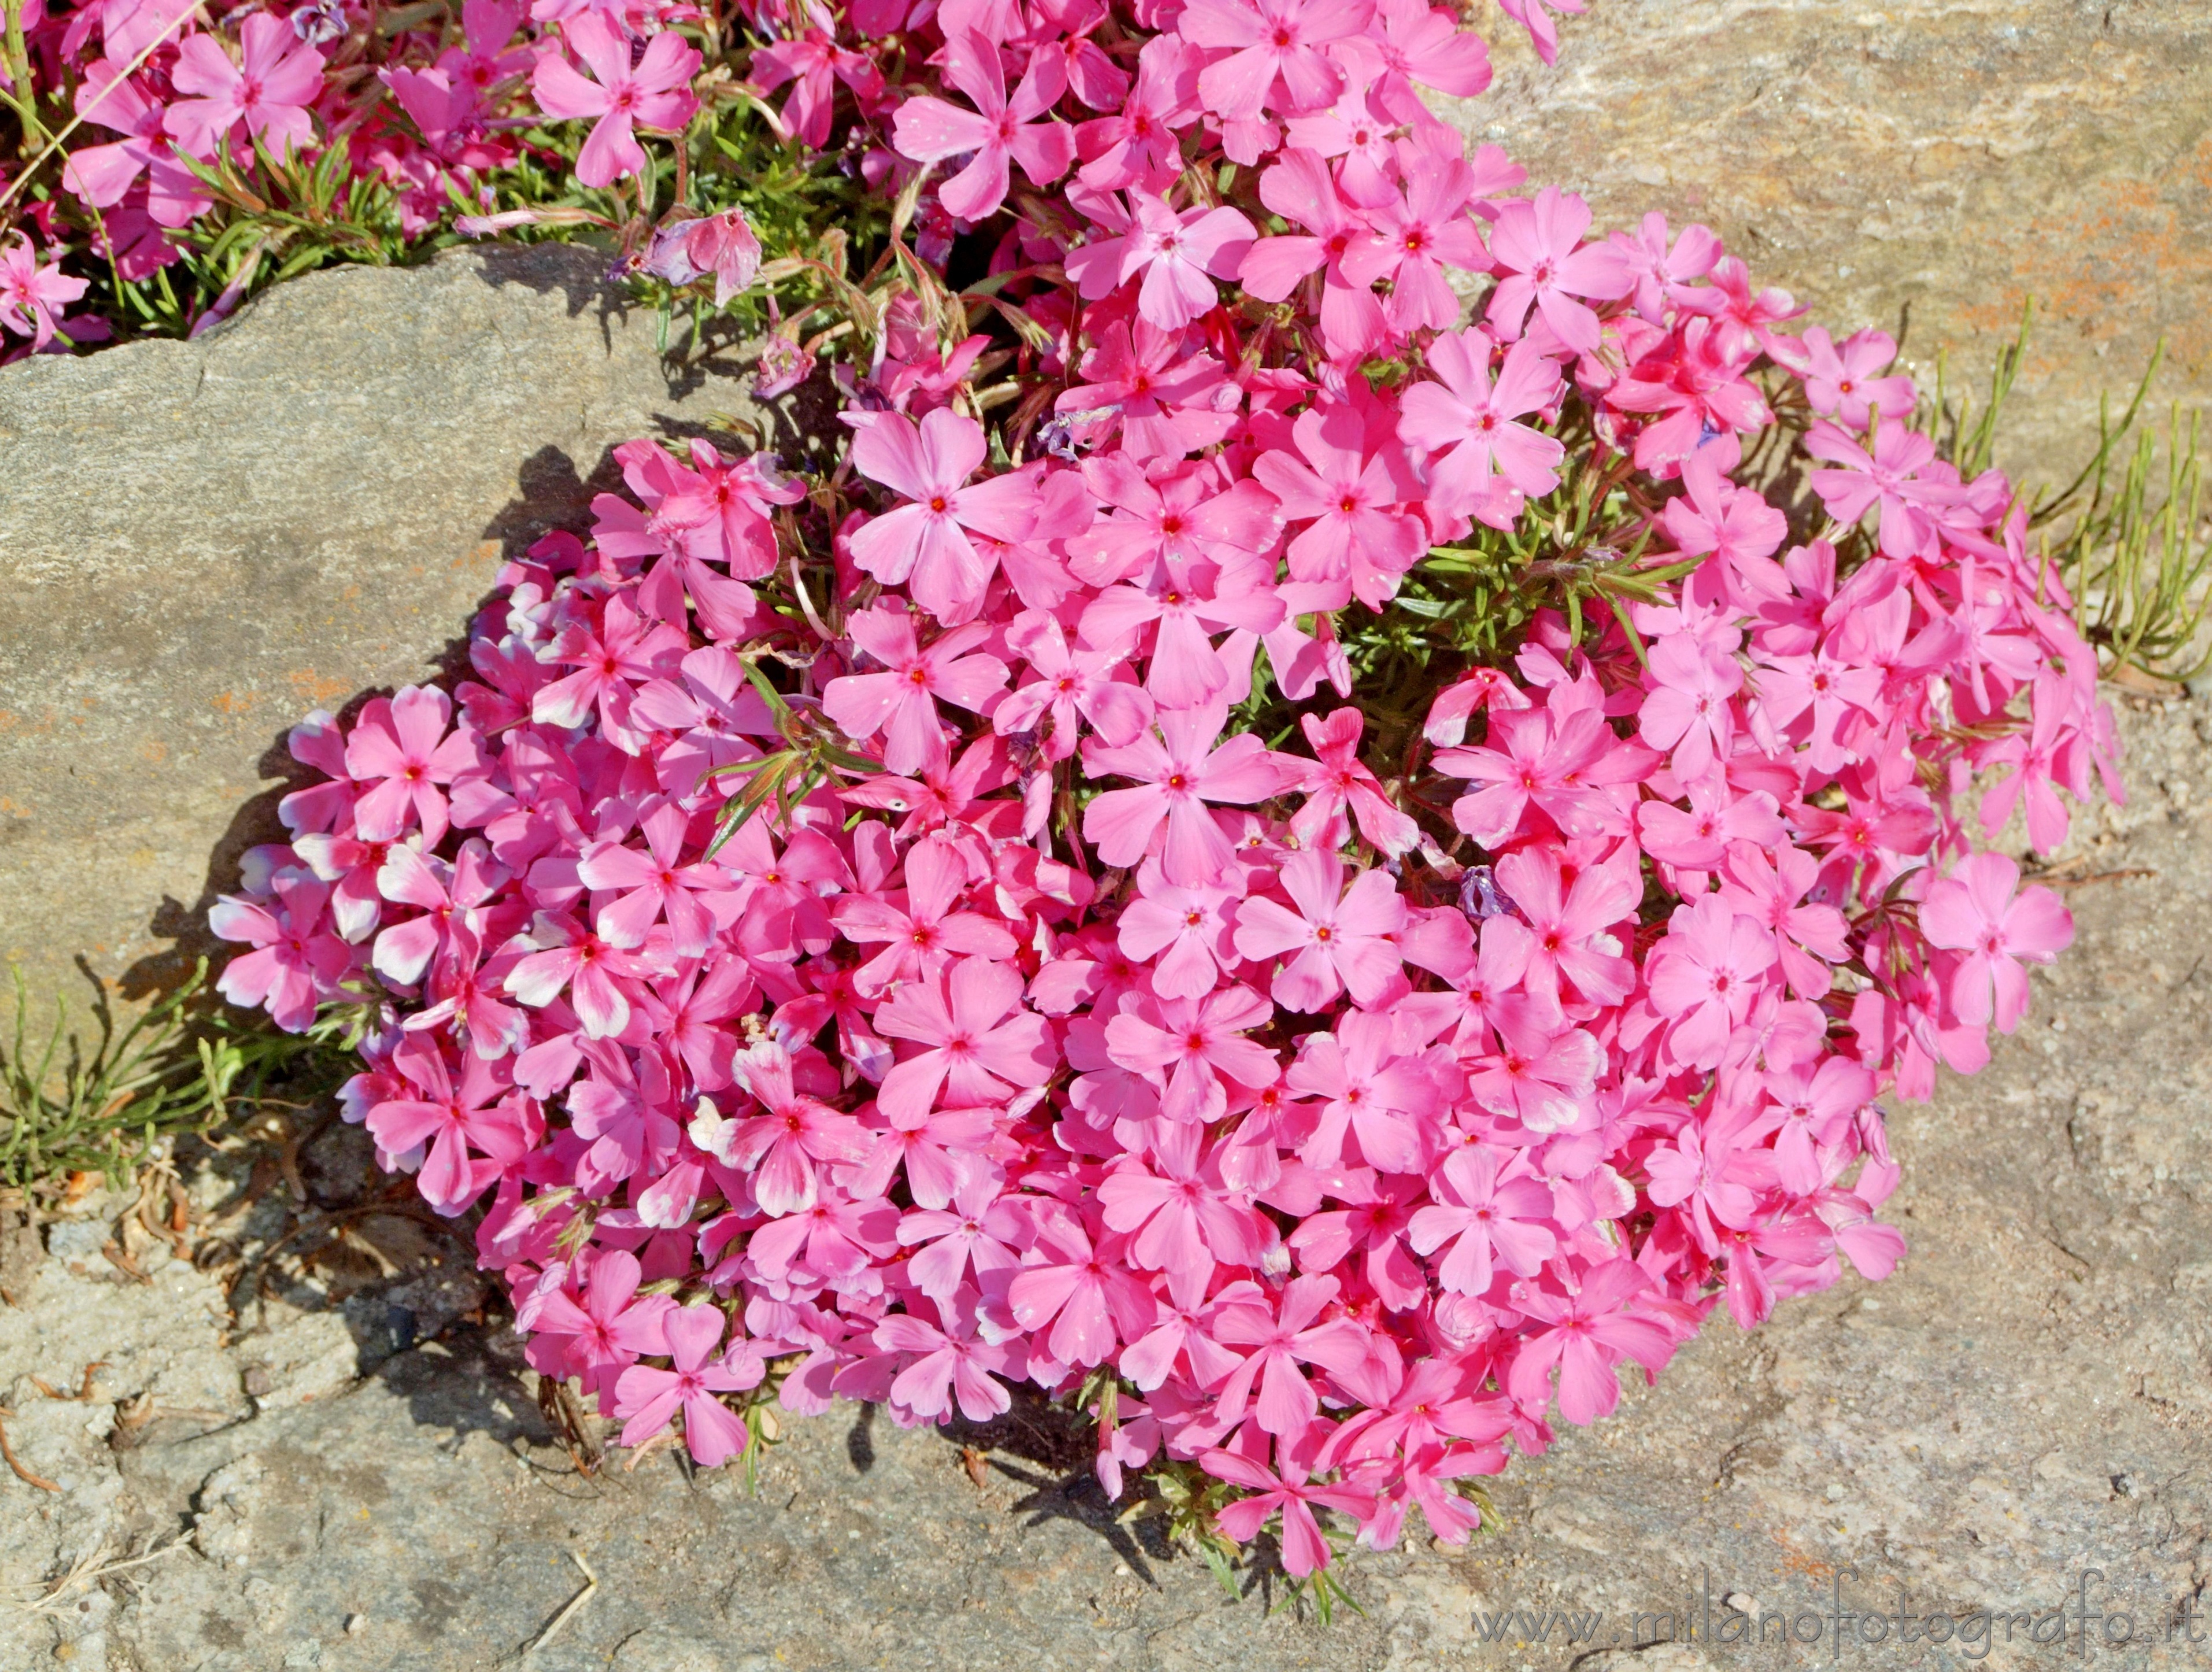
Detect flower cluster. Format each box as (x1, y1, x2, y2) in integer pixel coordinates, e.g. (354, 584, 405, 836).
(202, 0, 2110, 1580)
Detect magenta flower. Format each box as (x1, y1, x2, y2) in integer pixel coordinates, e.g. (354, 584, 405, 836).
(1505, 1260, 1675, 1427)
(873, 1293, 1029, 1420)
(845, 408, 1040, 622)
(830, 834, 1019, 995)
(613, 1305, 756, 1466)
(641, 208, 764, 307)
(890, 32, 1073, 222)
(1208, 1274, 1371, 1437)
(342, 685, 482, 848)
(751, 25, 882, 149)
(1239, 147, 1388, 360)
(1177, 0, 1373, 121)
(1104, 984, 1279, 1124)
(1635, 630, 1744, 784)
(1646, 894, 1778, 1071)
(1253, 400, 1427, 607)
(164, 12, 327, 160)
(0, 234, 90, 352)
(691, 1044, 871, 1216)
(1115, 859, 1240, 1000)
(61, 61, 213, 230)
(210, 873, 354, 1032)
(1202, 1443, 1376, 1576)
(503, 909, 671, 1038)
(1083, 706, 1292, 886)
(1805, 416, 1968, 560)
(822, 606, 1009, 777)
(1919, 854, 2070, 1033)
(1097, 1121, 1267, 1287)
(1080, 189, 1257, 332)
(531, 14, 699, 189)
(1483, 184, 1630, 357)
(522, 1249, 672, 1394)
(363, 1036, 534, 1215)
(1286, 707, 1419, 858)
(1399, 327, 1565, 513)
(993, 609, 1155, 761)
(1408, 1148, 1556, 1295)
(873, 956, 1055, 1122)
(1233, 850, 1406, 1013)
(1007, 1218, 1159, 1368)
(1775, 326, 1916, 431)
(1338, 153, 1487, 333)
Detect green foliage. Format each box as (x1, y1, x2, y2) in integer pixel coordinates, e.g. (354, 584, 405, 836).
(1920, 305, 2212, 684)
(0, 961, 355, 1193)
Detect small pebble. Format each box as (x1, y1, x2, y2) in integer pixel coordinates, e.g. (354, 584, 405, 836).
(345, 1614, 368, 1636)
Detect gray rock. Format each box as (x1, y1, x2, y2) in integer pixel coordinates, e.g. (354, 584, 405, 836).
(0, 692, 2204, 1671)
(1464, 0, 2212, 488)
(0, 245, 819, 1036)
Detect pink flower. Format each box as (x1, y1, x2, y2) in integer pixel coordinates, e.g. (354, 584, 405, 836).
(1202, 1443, 1376, 1576)
(1505, 1260, 1674, 1426)
(1645, 894, 1778, 1071)
(531, 13, 699, 188)
(1777, 326, 1916, 431)
(503, 909, 670, 1039)
(1636, 630, 1744, 783)
(993, 609, 1155, 760)
(690, 1044, 872, 1215)
(1805, 416, 1967, 560)
(873, 1293, 1030, 1420)
(1408, 1147, 1556, 1294)
(1007, 1218, 1158, 1367)
(750, 26, 881, 149)
(165, 12, 327, 160)
(873, 956, 1055, 1121)
(1338, 153, 1488, 333)
(613, 1305, 757, 1465)
(1919, 853, 2070, 1033)
(1398, 327, 1565, 514)
(1177, 0, 1373, 121)
(1286, 707, 1419, 857)
(1483, 185, 1630, 357)
(523, 1249, 671, 1393)
(1103, 984, 1279, 1124)
(1115, 859, 1242, 1000)
(363, 1035, 534, 1215)
(641, 208, 763, 306)
(831, 834, 1018, 995)
(0, 234, 90, 352)
(1232, 849, 1407, 1013)
(822, 606, 1009, 776)
(210, 872, 354, 1032)
(1097, 1120, 1267, 1287)
(1083, 705, 1291, 885)
(1252, 399, 1427, 607)
(1208, 1274, 1370, 1437)
(1078, 190, 1257, 331)
(343, 686, 481, 848)
(890, 32, 1073, 222)
(845, 408, 1040, 622)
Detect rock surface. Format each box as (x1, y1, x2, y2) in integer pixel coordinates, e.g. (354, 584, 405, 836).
(1471, 0, 2212, 488)
(2, 695, 2206, 1672)
(0, 246, 811, 1034)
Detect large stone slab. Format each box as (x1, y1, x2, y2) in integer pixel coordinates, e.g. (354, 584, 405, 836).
(1470, 0, 2212, 487)
(0, 246, 810, 1031)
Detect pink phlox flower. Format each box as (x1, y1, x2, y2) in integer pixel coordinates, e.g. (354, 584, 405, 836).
(873, 954, 1055, 1123)
(437, 0, 535, 95)
(1209, 1272, 1371, 1437)
(1335, 0, 1493, 128)
(1055, 319, 1243, 459)
(845, 407, 1040, 622)
(342, 685, 481, 847)
(562, 1038, 681, 1189)
(1098, 1117, 1268, 1292)
(1774, 326, 1916, 431)
(1491, 843, 1637, 1010)
(1397, 326, 1565, 519)
(531, 13, 700, 188)
(1607, 316, 1774, 474)
(1079, 547, 1284, 710)
(1976, 674, 2080, 855)
(210, 871, 354, 1032)
(503, 907, 672, 1038)
(1006, 1215, 1159, 1368)
(1751, 631, 1886, 774)
(1634, 773, 1785, 877)
(645, 956, 754, 1091)
(1659, 447, 1789, 606)
(575, 795, 727, 959)
(830, 833, 1018, 996)
(1756, 1055, 1875, 1196)
(1201, 1440, 1376, 1575)
(613, 1304, 756, 1465)
(1464, 1005, 1599, 1132)
(1805, 416, 1970, 560)
(372, 836, 509, 987)
(164, 12, 326, 160)
(1704, 253, 1808, 363)
(895, 1163, 1024, 1295)
(61, 62, 213, 227)
(1642, 1106, 1770, 1257)
(1434, 695, 1649, 847)
(1338, 153, 1487, 333)
(533, 592, 690, 750)
(1483, 184, 1628, 357)
(630, 644, 781, 803)
(822, 605, 1009, 777)
(1505, 1259, 1674, 1426)
(648, 435, 795, 579)
(1645, 894, 1779, 1072)
(869, 1289, 1031, 1423)
(522, 1247, 672, 1393)
(1636, 628, 1745, 783)
(1115, 858, 1242, 1000)
(1232, 848, 1408, 1013)
(1608, 210, 1721, 324)
(1073, 188, 1257, 333)
(1716, 843, 1850, 1001)
(1083, 703, 1294, 886)
(890, 31, 1073, 222)
(1065, 453, 1280, 586)
(1281, 86, 1398, 205)
(687, 1043, 871, 1216)
(364, 1034, 535, 1214)
(1407, 1146, 1556, 1295)
(1103, 983, 1279, 1124)
(1918, 852, 2070, 1034)
(994, 608, 1155, 761)
(1177, 0, 1372, 121)
(1238, 146, 1388, 360)
(1253, 398, 1426, 606)
(1420, 664, 1530, 750)
(1076, 34, 1202, 190)
(1284, 1009, 1433, 1173)
(1286, 706, 1419, 857)
(749, 24, 882, 149)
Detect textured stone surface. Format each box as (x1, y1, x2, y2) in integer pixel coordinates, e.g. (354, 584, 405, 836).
(0, 246, 814, 1031)
(2, 696, 2206, 1671)
(1468, 0, 2212, 487)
